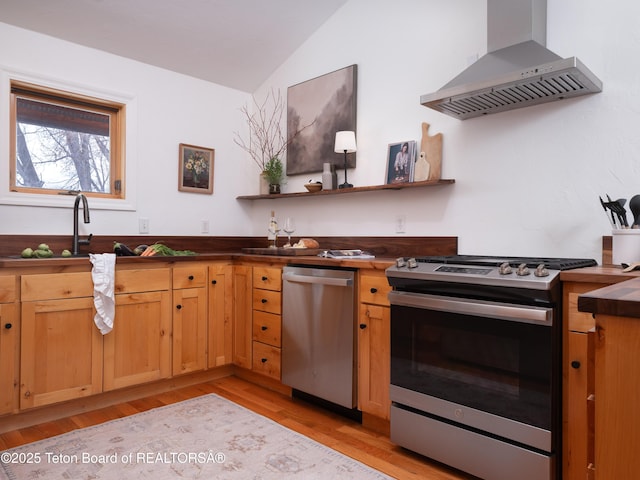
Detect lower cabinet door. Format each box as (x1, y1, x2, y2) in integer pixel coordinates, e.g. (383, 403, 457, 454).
(103, 291, 172, 391)
(20, 297, 103, 409)
(173, 287, 207, 375)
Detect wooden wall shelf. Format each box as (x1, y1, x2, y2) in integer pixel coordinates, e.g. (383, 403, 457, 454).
(236, 179, 455, 200)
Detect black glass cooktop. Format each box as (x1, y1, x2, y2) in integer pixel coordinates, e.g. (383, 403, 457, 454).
(415, 255, 597, 271)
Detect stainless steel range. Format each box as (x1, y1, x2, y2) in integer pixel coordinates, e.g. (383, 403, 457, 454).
(385, 255, 596, 480)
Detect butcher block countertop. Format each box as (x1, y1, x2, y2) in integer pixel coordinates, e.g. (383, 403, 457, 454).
(566, 265, 640, 318)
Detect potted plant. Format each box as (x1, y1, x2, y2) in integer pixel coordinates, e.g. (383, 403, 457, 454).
(262, 157, 284, 194)
(234, 88, 313, 194)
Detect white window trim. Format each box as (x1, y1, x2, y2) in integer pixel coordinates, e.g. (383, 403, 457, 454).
(0, 67, 137, 212)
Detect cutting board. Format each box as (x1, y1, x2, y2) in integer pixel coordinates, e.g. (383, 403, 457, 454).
(414, 122, 442, 182)
(242, 247, 323, 256)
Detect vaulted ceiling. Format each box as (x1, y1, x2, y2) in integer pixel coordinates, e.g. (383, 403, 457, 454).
(0, 0, 348, 92)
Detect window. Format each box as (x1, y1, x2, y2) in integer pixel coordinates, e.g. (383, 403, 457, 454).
(10, 80, 125, 199)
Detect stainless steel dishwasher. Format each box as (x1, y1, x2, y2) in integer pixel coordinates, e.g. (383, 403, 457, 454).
(281, 265, 356, 409)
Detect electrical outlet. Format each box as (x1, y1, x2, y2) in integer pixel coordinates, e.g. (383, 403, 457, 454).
(139, 217, 149, 234)
(201, 220, 210, 234)
(395, 215, 406, 234)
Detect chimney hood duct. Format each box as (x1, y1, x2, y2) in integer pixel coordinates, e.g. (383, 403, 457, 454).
(421, 0, 602, 120)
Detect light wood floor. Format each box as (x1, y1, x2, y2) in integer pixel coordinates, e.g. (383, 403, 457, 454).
(0, 376, 476, 480)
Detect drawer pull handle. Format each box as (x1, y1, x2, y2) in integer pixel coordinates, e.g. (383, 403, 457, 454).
(262, 276, 268, 281)
(261, 326, 268, 331)
(211, 280, 217, 285)
(359, 323, 367, 329)
(261, 298, 267, 303)
(176, 304, 182, 310)
(4, 323, 11, 329)
(261, 358, 267, 363)
(188, 275, 194, 280)
(370, 287, 378, 293)
(571, 360, 581, 369)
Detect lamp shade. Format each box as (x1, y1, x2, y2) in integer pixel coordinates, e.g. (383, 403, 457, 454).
(334, 131, 357, 153)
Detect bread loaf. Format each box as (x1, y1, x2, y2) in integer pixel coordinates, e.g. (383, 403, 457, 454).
(293, 238, 319, 248)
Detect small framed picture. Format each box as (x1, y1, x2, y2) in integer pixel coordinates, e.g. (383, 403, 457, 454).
(385, 140, 416, 184)
(178, 143, 214, 194)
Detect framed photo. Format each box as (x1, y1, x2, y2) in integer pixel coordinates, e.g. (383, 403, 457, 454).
(286, 64, 357, 175)
(178, 143, 214, 194)
(385, 141, 417, 185)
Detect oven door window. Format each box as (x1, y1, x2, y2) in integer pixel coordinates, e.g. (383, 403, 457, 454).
(391, 304, 553, 429)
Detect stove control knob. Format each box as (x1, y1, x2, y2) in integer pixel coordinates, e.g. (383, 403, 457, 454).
(407, 257, 418, 269)
(516, 263, 530, 276)
(498, 262, 513, 275)
(534, 263, 550, 277)
(395, 257, 407, 268)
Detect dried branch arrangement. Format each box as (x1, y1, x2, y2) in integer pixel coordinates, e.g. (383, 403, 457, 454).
(234, 88, 314, 174)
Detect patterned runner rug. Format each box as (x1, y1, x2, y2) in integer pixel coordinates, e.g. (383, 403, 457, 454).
(0, 393, 393, 479)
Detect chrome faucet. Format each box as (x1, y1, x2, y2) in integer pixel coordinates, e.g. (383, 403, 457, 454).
(73, 193, 92, 255)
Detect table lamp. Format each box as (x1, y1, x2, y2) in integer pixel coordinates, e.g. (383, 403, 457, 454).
(334, 131, 356, 189)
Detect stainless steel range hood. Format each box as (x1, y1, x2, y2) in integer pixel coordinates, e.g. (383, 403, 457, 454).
(421, 0, 602, 120)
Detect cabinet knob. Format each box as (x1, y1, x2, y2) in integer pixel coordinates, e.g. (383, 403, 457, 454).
(370, 287, 378, 293)
(571, 360, 581, 369)
(359, 323, 367, 329)
(262, 276, 268, 281)
(188, 275, 194, 280)
(176, 304, 182, 310)
(261, 298, 267, 303)
(211, 280, 217, 285)
(261, 358, 267, 363)
(4, 323, 11, 329)
(261, 325, 268, 331)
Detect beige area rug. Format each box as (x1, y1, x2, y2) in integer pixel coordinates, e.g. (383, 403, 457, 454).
(0, 394, 393, 479)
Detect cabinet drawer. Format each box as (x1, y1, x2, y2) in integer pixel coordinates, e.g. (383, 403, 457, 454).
(115, 268, 171, 294)
(252, 289, 281, 315)
(252, 310, 281, 347)
(173, 265, 207, 289)
(360, 274, 392, 306)
(252, 341, 281, 379)
(21, 272, 93, 301)
(253, 267, 282, 292)
(0, 276, 16, 303)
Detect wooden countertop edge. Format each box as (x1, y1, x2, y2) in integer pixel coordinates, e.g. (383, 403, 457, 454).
(0, 252, 395, 271)
(577, 276, 640, 318)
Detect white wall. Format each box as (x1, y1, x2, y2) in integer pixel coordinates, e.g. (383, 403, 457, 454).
(1, 0, 638, 262)
(247, 0, 637, 261)
(0, 21, 255, 237)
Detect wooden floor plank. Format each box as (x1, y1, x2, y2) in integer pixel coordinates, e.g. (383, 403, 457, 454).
(0, 376, 476, 479)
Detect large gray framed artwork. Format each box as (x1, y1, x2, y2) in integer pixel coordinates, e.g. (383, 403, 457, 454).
(286, 65, 357, 175)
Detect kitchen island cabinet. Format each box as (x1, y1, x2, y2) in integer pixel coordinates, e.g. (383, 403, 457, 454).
(0, 276, 18, 415)
(577, 278, 640, 480)
(358, 269, 392, 429)
(20, 272, 103, 409)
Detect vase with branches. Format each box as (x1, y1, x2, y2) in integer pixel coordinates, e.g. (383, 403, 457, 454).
(234, 88, 312, 194)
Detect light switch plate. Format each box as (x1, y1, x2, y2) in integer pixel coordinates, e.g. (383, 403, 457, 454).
(139, 218, 149, 234)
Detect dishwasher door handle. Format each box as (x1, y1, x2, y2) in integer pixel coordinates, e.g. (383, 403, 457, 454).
(283, 272, 353, 287)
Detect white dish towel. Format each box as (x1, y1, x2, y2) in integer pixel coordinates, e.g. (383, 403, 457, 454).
(90, 253, 116, 334)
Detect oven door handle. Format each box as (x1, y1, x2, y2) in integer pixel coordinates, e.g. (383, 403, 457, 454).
(388, 291, 553, 326)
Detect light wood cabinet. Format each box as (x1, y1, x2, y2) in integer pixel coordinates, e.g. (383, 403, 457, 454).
(251, 266, 282, 380)
(232, 265, 253, 369)
(20, 272, 103, 409)
(103, 268, 172, 391)
(208, 263, 233, 368)
(172, 264, 207, 375)
(593, 313, 640, 479)
(0, 276, 18, 415)
(562, 282, 601, 480)
(358, 270, 392, 420)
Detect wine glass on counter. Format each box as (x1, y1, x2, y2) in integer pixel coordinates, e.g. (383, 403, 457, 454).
(283, 217, 296, 247)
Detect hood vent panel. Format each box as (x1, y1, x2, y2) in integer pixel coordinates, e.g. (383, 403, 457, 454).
(427, 56, 602, 119)
(422, 0, 602, 120)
